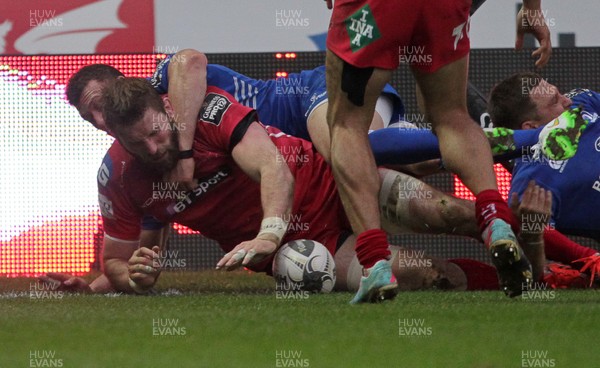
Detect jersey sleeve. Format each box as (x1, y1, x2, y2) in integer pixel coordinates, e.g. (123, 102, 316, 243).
(149, 55, 173, 94)
(195, 87, 259, 152)
(567, 89, 600, 121)
(97, 147, 143, 242)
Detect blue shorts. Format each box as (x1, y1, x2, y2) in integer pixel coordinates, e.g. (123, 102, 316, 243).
(269, 66, 405, 140)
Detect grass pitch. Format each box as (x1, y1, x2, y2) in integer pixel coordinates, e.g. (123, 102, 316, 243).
(1, 271, 599, 368)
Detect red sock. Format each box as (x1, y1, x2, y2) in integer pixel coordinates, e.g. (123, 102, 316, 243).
(543, 229, 597, 267)
(448, 258, 499, 290)
(355, 229, 391, 268)
(475, 189, 519, 234)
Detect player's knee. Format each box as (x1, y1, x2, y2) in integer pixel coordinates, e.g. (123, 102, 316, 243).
(378, 170, 424, 225)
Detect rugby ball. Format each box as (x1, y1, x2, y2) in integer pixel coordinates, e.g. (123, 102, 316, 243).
(272, 239, 336, 293)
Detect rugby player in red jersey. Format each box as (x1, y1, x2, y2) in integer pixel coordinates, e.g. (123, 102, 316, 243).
(97, 77, 483, 298)
(323, 0, 552, 299)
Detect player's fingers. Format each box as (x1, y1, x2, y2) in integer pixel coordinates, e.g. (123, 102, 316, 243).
(225, 249, 247, 267)
(533, 43, 551, 68)
(130, 272, 152, 283)
(128, 263, 158, 275)
(216, 247, 246, 269)
(241, 249, 259, 266)
(44, 272, 72, 282)
(531, 183, 541, 208)
(128, 255, 155, 267)
(522, 180, 535, 205)
(544, 188, 553, 213)
(38, 275, 61, 286)
(215, 255, 229, 269)
(515, 34, 524, 51)
(137, 247, 160, 259)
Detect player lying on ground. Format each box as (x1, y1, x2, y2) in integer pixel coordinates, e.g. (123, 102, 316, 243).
(97, 77, 487, 301)
(99, 78, 599, 297)
(148, 51, 596, 294)
(376, 73, 600, 284)
(49, 61, 598, 293)
(49, 60, 409, 293)
(48, 61, 453, 294)
(487, 73, 600, 284)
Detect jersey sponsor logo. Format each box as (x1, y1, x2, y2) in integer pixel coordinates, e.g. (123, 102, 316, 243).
(583, 111, 598, 125)
(345, 4, 381, 52)
(548, 158, 568, 172)
(98, 193, 115, 219)
(150, 56, 169, 91)
(595, 137, 600, 152)
(0, 20, 12, 53)
(98, 163, 110, 187)
(97, 156, 113, 187)
(200, 93, 232, 126)
(565, 88, 591, 99)
(167, 167, 231, 215)
(592, 175, 600, 193)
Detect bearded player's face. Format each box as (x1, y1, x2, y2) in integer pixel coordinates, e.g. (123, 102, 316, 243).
(116, 108, 179, 173)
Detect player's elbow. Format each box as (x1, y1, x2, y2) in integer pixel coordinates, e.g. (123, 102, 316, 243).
(174, 49, 207, 72)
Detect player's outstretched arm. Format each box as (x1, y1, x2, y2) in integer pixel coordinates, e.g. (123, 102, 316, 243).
(39, 227, 169, 294)
(165, 49, 208, 191)
(216, 123, 295, 270)
(516, 0, 551, 67)
(103, 237, 161, 293)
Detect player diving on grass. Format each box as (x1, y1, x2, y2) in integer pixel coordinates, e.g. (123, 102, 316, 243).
(48, 52, 598, 294)
(95, 77, 480, 296)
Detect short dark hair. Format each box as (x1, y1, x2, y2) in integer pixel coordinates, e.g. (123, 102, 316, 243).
(66, 64, 123, 107)
(102, 77, 165, 132)
(488, 72, 542, 129)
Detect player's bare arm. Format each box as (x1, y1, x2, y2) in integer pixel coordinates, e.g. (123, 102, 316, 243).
(165, 49, 208, 190)
(41, 226, 169, 293)
(216, 123, 295, 270)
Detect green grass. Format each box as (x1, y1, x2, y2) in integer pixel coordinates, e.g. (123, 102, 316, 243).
(1, 271, 599, 368)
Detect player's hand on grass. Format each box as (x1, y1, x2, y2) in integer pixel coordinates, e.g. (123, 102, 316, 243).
(516, 3, 552, 68)
(216, 238, 278, 271)
(128, 246, 161, 291)
(165, 157, 197, 192)
(38, 272, 92, 293)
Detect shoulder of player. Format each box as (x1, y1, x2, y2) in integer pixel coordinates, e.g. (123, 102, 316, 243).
(198, 88, 254, 126)
(97, 141, 133, 189)
(565, 88, 599, 102)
